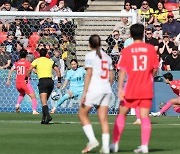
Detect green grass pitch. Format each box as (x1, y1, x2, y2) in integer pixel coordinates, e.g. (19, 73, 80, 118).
(0, 112, 179, 154)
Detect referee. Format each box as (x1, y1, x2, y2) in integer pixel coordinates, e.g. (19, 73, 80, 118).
(27, 48, 61, 124)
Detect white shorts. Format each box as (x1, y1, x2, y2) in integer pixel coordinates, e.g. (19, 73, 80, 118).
(85, 93, 112, 107)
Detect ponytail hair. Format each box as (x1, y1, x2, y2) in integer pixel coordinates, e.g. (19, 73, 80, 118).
(89, 34, 102, 59)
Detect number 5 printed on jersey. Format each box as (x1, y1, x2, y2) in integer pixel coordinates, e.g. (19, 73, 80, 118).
(101, 60, 109, 79)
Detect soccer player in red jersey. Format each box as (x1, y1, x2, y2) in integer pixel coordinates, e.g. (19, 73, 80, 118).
(151, 72, 180, 116)
(110, 23, 159, 153)
(6, 49, 39, 115)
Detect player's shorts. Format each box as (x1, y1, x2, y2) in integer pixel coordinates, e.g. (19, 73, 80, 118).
(16, 80, 34, 95)
(173, 106, 180, 113)
(120, 99, 152, 109)
(70, 88, 83, 98)
(85, 93, 112, 107)
(38, 78, 54, 96)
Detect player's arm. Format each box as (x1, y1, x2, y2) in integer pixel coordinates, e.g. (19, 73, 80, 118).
(53, 63, 61, 88)
(118, 69, 126, 100)
(81, 68, 92, 105)
(109, 70, 113, 86)
(61, 79, 68, 90)
(6, 67, 15, 86)
(26, 65, 34, 78)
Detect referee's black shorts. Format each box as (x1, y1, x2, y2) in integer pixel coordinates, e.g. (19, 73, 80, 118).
(38, 78, 54, 96)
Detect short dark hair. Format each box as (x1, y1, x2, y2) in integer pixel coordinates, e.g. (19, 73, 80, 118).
(20, 49, 28, 58)
(70, 59, 78, 64)
(39, 48, 47, 57)
(130, 23, 144, 40)
(163, 72, 173, 81)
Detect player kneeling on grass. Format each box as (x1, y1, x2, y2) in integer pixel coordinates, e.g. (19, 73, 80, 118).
(151, 72, 180, 117)
(110, 23, 159, 154)
(6, 49, 39, 115)
(78, 34, 113, 154)
(50, 59, 86, 113)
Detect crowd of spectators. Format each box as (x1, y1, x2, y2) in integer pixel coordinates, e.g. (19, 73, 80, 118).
(106, 0, 180, 71)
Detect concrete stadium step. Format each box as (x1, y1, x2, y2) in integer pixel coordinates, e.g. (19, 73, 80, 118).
(87, 5, 122, 11)
(75, 35, 108, 41)
(77, 25, 115, 30)
(88, 1, 124, 6)
(76, 30, 112, 36)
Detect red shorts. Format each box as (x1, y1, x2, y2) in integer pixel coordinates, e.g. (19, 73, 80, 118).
(16, 80, 34, 95)
(120, 99, 152, 109)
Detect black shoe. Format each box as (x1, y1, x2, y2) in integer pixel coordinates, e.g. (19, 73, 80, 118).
(41, 120, 45, 124)
(44, 116, 52, 124)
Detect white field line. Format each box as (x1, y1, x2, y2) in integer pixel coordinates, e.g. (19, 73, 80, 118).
(0, 120, 180, 126)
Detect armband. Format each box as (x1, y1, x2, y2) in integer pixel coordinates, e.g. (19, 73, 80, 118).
(58, 77, 62, 83)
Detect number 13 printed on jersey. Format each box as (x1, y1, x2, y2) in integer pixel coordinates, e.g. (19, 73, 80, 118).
(132, 55, 147, 71)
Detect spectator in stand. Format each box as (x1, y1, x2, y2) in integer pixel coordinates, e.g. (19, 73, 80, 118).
(106, 30, 124, 68)
(138, 1, 154, 28)
(121, 1, 137, 24)
(18, 0, 34, 11)
(0, 43, 11, 69)
(165, 46, 180, 71)
(145, 28, 159, 51)
(60, 33, 76, 69)
(162, 12, 180, 40)
(51, 48, 65, 78)
(50, 0, 75, 37)
(33, 42, 45, 59)
(9, 18, 32, 47)
(11, 41, 23, 66)
(114, 17, 131, 41)
(45, 42, 54, 58)
(152, 22, 163, 42)
(0, 1, 17, 32)
(35, 0, 47, 12)
(3, 31, 17, 54)
(154, 1, 168, 24)
(38, 27, 59, 46)
(159, 32, 174, 61)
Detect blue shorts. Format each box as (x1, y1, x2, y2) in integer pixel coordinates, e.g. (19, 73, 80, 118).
(70, 88, 83, 97)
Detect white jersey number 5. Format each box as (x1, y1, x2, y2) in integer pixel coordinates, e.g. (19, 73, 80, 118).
(132, 55, 147, 71)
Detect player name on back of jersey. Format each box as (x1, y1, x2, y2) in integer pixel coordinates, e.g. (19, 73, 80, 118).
(131, 47, 147, 53)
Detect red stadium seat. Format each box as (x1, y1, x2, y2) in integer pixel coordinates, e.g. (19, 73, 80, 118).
(28, 32, 40, 48)
(164, 2, 179, 11)
(0, 32, 7, 44)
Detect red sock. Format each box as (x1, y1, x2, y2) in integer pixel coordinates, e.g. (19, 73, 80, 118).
(112, 115, 126, 144)
(160, 101, 172, 114)
(141, 117, 151, 145)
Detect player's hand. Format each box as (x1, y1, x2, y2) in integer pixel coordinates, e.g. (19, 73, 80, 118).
(118, 89, 125, 101)
(57, 83, 61, 88)
(6, 80, 10, 86)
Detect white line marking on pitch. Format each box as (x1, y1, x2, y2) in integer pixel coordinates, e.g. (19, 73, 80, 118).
(0, 120, 180, 126)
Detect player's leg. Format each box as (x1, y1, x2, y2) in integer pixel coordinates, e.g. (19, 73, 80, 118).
(134, 100, 151, 154)
(133, 107, 141, 125)
(39, 79, 54, 124)
(97, 95, 110, 154)
(110, 101, 129, 152)
(50, 92, 71, 114)
(26, 81, 39, 115)
(151, 97, 180, 116)
(78, 105, 99, 153)
(16, 93, 25, 113)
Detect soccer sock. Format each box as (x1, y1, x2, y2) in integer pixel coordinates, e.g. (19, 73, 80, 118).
(112, 115, 126, 144)
(43, 105, 51, 119)
(56, 94, 70, 108)
(141, 117, 151, 146)
(159, 101, 172, 114)
(16, 95, 24, 105)
(102, 133, 110, 150)
(31, 98, 38, 111)
(135, 107, 140, 121)
(82, 124, 96, 142)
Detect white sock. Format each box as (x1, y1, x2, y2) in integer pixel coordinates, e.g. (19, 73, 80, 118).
(102, 133, 110, 150)
(83, 124, 96, 142)
(137, 119, 141, 122)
